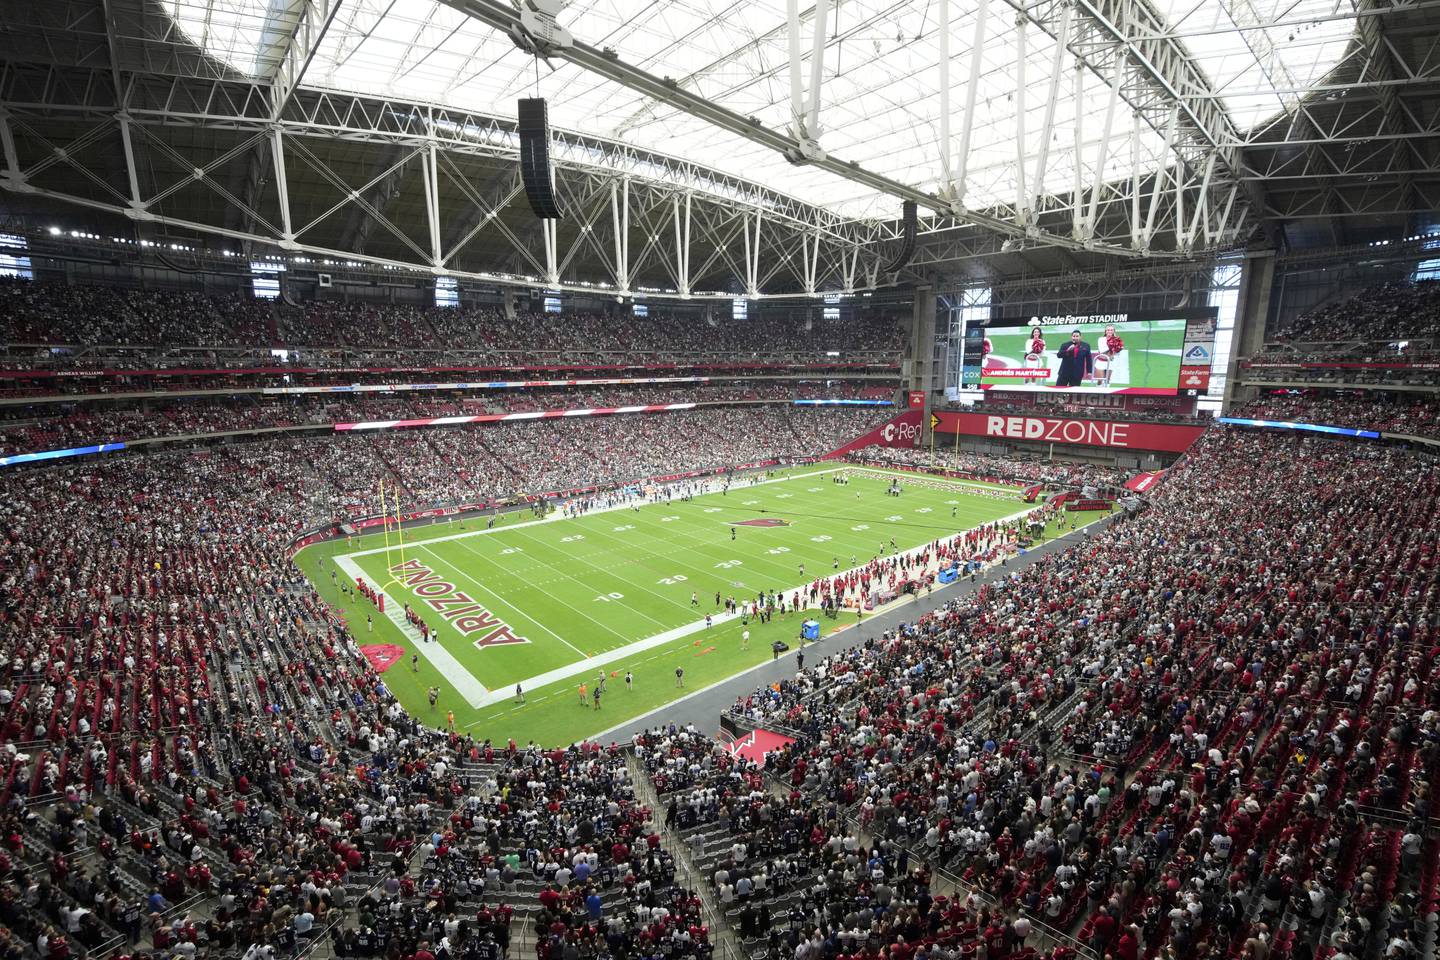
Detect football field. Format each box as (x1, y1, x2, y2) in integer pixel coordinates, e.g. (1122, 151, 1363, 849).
(295, 464, 1083, 746)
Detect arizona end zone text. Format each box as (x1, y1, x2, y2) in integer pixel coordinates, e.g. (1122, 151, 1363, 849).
(388, 559, 529, 649)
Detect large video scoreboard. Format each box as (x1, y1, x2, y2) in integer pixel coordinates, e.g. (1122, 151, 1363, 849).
(960, 308, 1218, 397)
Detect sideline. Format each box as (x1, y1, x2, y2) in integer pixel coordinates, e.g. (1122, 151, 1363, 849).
(589, 508, 1115, 743)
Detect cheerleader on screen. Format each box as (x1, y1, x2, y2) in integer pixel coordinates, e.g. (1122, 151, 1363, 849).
(1024, 327, 1047, 384)
(1093, 324, 1124, 386)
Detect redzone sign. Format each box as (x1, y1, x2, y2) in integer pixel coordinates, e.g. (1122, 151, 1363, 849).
(934, 411, 1205, 453)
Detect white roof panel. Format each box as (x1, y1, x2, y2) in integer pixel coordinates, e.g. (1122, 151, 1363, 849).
(160, 0, 1357, 219)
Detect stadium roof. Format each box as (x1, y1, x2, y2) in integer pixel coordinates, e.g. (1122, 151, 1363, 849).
(1, 0, 1439, 294)
(161, 0, 1353, 222)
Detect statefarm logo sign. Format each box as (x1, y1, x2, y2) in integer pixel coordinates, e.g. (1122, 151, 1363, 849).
(1031, 313, 1129, 325)
(388, 559, 529, 649)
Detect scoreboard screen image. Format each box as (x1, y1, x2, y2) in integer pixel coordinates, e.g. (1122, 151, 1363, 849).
(970, 317, 1201, 396)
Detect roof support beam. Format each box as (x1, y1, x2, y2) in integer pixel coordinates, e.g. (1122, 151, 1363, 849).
(1071, 58, 1084, 240)
(1183, 152, 1216, 251)
(1354, 0, 1421, 211)
(437, 0, 1186, 258)
(542, 218, 559, 287)
(267, 0, 345, 121)
(1030, 2, 1071, 227)
(938, 0, 954, 201)
(1129, 117, 1141, 247)
(0, 107, 20, 190)
(422, 142, 443, 269)
(949, 0, 991, 212)
(116, 111, 143, 213)
(672, 192, 692, 297)
(785, 0, 830, 161)
(1049, 0, 1263, 237)
(1084, 51, 1125, 239)
(270, 126, 295, 247)
(1013, 15, 1028, 227)
(743, 211, 762, 296)
(611, 177, 631, 294)
(1142, 106, 1177, 251)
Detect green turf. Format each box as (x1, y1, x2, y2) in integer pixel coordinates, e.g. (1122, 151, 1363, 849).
(295, 463, 1106, 746)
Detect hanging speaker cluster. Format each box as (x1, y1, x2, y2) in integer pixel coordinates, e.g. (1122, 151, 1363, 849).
(883, 200, 918, 272)
(518, 98, 562, 219)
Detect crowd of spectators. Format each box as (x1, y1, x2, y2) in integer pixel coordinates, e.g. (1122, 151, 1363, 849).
(636, 425, 1440, 960)
(0, 382, 896, 458)
(862, 447, 1132, 490)
(0, 418, 745, 960)
(1238, 359, 1440, 391)
(1268, 280, 1440, 346)
(0, 282, 904, 368)
(9, 274, 1440, 960)
(0, 281, 273, 347)
(288, 303, 903, 362)
(1230, 392, 1440, 438)
(0, 403, 891, 527)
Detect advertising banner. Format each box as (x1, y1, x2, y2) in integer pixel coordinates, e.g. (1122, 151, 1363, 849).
(933, 411, 1206, 453)
(1124, 470, 1165, 493)
(993, 392, 1197, 415)
(1179, 365, 1212, 391)
(1243, 360, 1440, 371)
(822, 410, 924, 458)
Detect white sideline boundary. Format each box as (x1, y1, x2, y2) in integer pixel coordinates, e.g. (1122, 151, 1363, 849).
(328, 463, 1057, 712)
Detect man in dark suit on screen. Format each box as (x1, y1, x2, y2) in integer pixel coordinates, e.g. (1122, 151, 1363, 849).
(1055, 329, 1092, 388)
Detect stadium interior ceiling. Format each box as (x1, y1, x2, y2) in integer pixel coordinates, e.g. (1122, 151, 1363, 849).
(3, 0, 1440, 300)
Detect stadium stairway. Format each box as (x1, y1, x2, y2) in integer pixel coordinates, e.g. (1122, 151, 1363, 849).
(625, 752, 745, 960)
(419, 431, 482, 497)
(778, 406, 805, 448)
(471, 431, 527, 485)
(365, 435, 414, 497)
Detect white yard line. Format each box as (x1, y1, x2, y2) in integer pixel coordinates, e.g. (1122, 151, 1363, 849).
(333, 554, 490, 708)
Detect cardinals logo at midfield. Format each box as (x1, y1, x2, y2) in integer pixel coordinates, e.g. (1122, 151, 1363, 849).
(731, 518, 792, 527)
